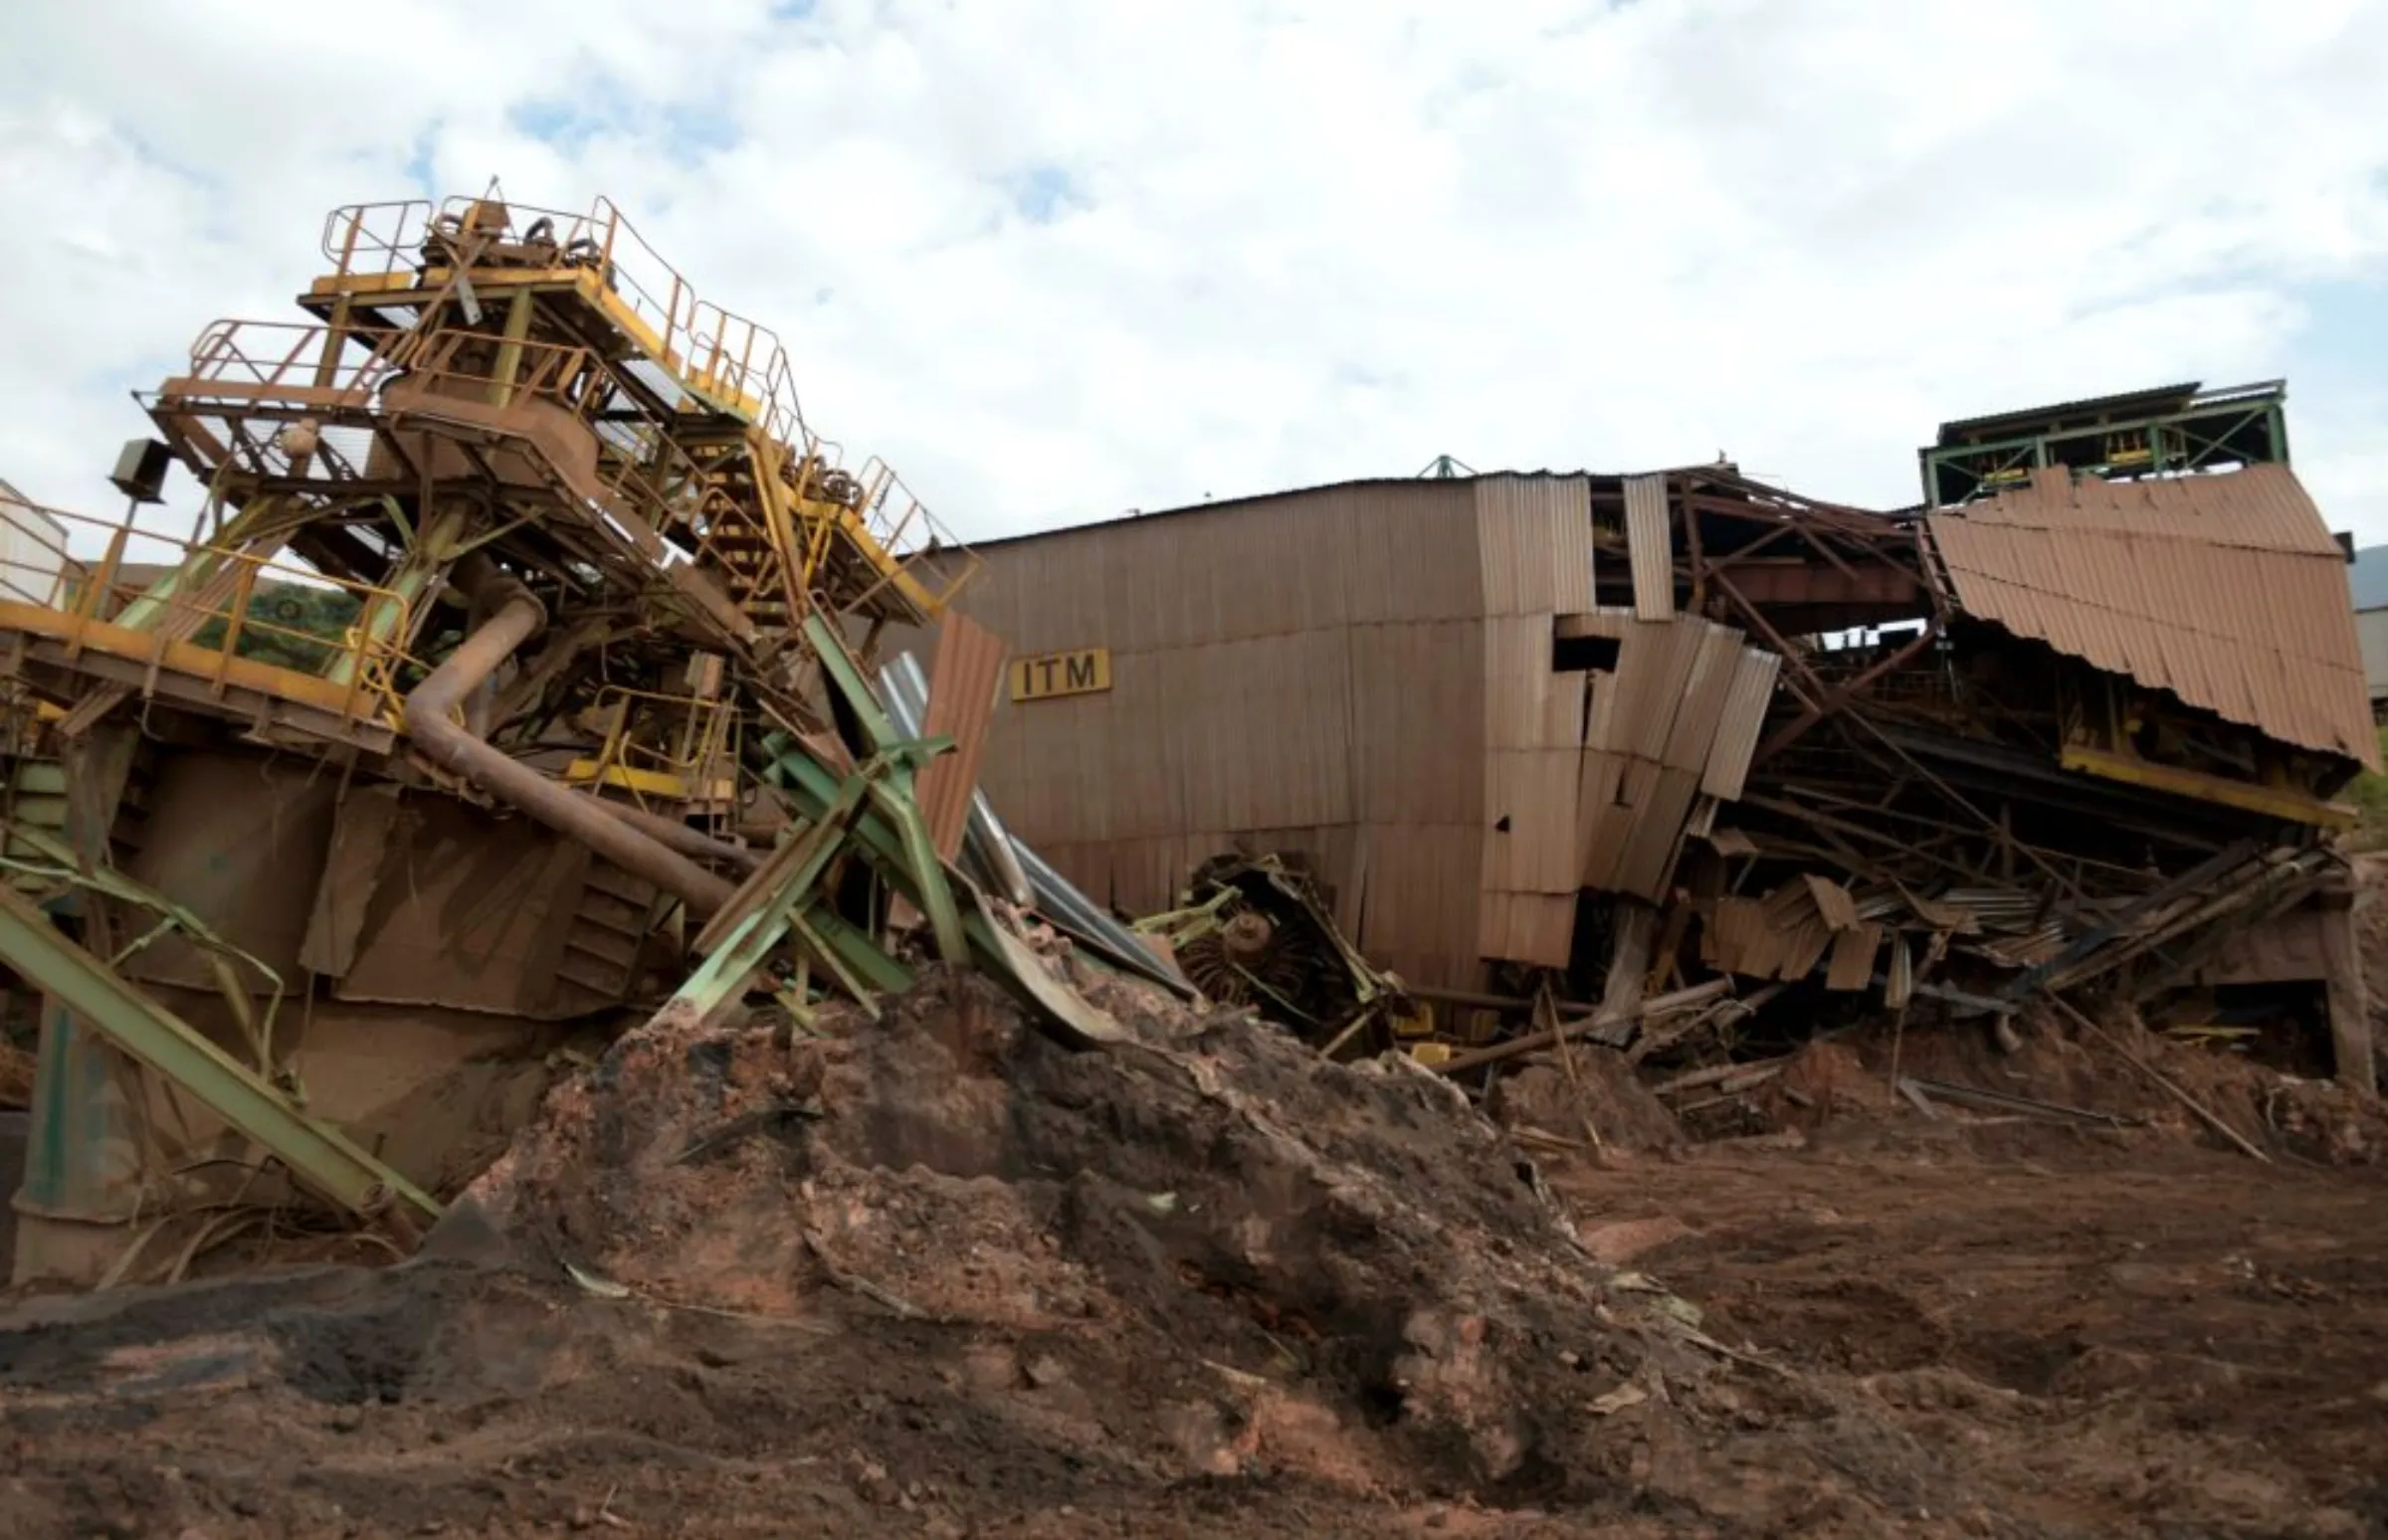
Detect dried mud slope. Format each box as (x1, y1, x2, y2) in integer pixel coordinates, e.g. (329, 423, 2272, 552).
(457, 972, 1731, 1504)
(10, 972, 2381, 1536)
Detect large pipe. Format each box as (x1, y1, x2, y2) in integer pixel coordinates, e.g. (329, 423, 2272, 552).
(402, 563, 738, 917)
(592, 795, 763, 874)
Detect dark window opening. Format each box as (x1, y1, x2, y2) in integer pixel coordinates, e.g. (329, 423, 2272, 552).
(1553, 634, 1622, 673)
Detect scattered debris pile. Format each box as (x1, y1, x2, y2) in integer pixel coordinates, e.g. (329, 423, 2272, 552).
(1135, 854, 1409, 1052)
(921, 384, 2382, 1099)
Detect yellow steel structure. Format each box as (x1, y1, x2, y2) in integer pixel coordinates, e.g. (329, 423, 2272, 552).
(0, 189, 974, 817)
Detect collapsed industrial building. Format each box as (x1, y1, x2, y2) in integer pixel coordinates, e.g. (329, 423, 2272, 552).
(897, 381, 2378, 1091)
(0, 193, 2377, 1290)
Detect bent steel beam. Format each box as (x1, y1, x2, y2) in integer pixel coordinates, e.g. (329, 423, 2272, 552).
(0, 883, 439, 1223)
(801, 613, 966, 964)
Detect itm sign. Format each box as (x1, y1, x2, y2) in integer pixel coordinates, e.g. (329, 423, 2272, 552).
(1009, 648, 1111, 702)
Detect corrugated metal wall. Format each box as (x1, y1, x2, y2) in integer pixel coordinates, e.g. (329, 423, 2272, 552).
(885, 476, 1603, 987)
(1476, 477, 1596, 965)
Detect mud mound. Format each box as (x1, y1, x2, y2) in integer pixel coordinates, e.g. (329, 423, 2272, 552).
(1486, 1058, 1685, 1154)
(455, 971, 1720, 1503)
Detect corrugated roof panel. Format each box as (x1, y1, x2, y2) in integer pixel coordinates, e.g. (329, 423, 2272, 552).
(1928, 471, 2376, 766)
(1701, 648, 1782, 801)
(915, 612, 1008, 861)
(1624, 473, 1675, 621)
(1475, 474, 1594, 616)
(1662, 621, 1744, 772)
(1952, 463, 2340, 556)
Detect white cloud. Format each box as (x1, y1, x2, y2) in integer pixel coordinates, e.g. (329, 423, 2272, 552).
(4, 0, 2387, 545)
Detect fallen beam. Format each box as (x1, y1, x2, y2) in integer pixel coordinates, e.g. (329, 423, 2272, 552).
(0, 883, 440, 1223)
(2043, 991, 2270, 1164)
(1433, 979, 1733, 1075)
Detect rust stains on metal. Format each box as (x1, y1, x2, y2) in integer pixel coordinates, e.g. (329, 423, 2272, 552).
(1927, 465, 2378, 767)
(915, 613, 1007, 863)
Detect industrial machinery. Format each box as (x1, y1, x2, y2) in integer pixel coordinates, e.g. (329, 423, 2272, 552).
(0, 189, 1132, 1287)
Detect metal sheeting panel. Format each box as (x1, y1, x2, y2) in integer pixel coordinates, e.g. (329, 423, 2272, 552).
(1948, 462, 2341, 555)
(121, 751, 341, 996)
(1178, 630, 1355, 834)
(902, 480, 1497, 987)
(1352, 619, 1486, 826)
(1477, 890, 1575, 967)
(914, 612, 1006, 862)
(1484, 615, 1584, 750)
(1599, 617, 1700, 755)
(1335, 483, 1488, 625)
(1483, 748, 1583, 897)
(0, 488, 70, 607)
(1475, 475, 1594, 616)
(1358, 822, 1484, 987)
(1557, 612, 1776, 902)
(1470, 476, 1592, 965)
(1927, 466, 2376, 766)
(331, 798, 598, 1020)
(1624, 474, 1675, 621)
(1701, 648, 1784, 801)
(1660, 623, 1745, 772)
(1611, 765, 1699, 897)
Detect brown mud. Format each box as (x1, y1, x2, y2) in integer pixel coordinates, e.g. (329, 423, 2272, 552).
(1, 971, 2384, 1537)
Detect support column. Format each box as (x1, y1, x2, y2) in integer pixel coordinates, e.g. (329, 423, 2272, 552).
(11, 724, 148, 1283)
(1599, 900, 1658, 1022)
(2317, 894, 2375, 1098)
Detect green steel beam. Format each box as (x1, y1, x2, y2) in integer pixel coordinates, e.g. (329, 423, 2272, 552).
(673, 761, 881, 1018)
(0, 883, 440, 1223)
(798, 907, 916, 999)
(799, 613, 968, 965)
(1918, 389, 2291, 507)
(802, 613, 904, 750)
(761, 742, 1122, 1048)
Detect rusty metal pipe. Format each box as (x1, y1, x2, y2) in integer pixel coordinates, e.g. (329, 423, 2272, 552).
(401, 567, 736, 917)
(589, 795, 763, 874)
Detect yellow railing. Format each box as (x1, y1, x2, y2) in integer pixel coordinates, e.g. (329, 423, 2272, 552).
(0, 495, 416, 728)
(175, 319, 595, 407)
(563, 684, 740, 808)
(307, 193, 977, 619)
(318, 196, 814, 455)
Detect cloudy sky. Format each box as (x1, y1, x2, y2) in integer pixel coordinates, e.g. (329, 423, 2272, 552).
(4, 0, 2387, 546)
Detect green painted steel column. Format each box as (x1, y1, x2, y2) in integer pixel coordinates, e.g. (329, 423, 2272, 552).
(325, 503, 471, 686)
(17, 995, 142, 1226)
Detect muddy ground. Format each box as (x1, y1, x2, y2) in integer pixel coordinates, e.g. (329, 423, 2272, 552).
(1, 973, 2385, 1538)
